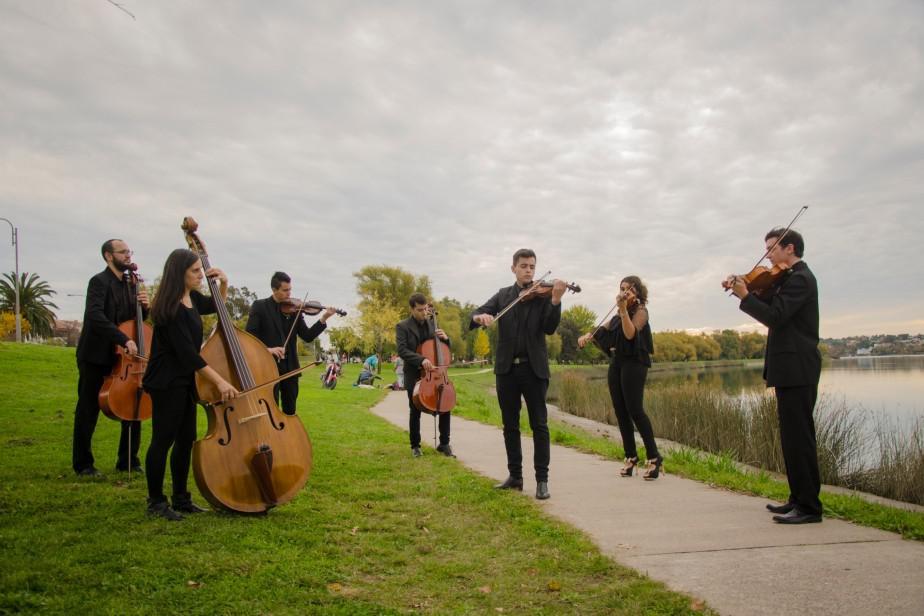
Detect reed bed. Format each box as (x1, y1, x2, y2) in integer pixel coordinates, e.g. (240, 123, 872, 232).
(552, 369, 924, 505)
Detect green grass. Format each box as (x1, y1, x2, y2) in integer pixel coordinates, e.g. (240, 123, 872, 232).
(448, 367, 924, 541)
(0, 344, 708, 615)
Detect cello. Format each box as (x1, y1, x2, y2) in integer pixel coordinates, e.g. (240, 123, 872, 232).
(182, 217, 313, 514)
(412, 304, 456, 414)
(98, 264, 153, 423)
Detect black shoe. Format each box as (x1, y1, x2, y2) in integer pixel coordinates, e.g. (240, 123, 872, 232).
(620, 456, 639, 477)
(642, 456, 663, 481)
(535, 481, 550, 500)
(766, 502, 796, 514)
(116, 464, 144, 473)
(172, 493, 208, 514)
(773, 509, 822, 524)
(147, 499, 183, 521)
(411, 447, 422, 458)
(77, 467, 102, 477)
(494, 476, 523, 491)
(435, 444, 456, 458)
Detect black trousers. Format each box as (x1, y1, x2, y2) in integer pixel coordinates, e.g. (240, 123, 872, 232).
(145, 386, 197, 503)
(776, 384, 823, 516)
(72, 360, 142, 473)
(407, 385, 450, 448)
(274, 376, 299, 416)
(495, 364, 550, 482)
(607, 360, 659, 460)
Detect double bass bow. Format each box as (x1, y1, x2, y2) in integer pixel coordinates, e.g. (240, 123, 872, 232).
(99, 263, 153, 423)
(412, 304, 456, 415)
(181, 217, 313, 514)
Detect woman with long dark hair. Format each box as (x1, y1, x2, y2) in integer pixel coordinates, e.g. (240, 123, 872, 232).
(579, 276, 662, 480)
(142, 249, 238, 520)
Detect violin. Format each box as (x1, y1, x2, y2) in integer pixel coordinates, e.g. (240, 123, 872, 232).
(99, 264, 153, 423)
(412, 305, 456, 415)
(520, 280, 582, 301)
(279, 298, 346, 317)
(181, 217, 313, 514)
(723, 263, 790, 298)
(723, 205, 807, 299)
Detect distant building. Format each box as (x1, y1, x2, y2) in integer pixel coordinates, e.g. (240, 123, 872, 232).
(855, 347, 873, 356)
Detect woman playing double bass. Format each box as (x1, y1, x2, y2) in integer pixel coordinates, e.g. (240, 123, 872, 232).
(142, 249, 238, 520)
(395, 293, 454, 458)
(578, 276, 663, 480)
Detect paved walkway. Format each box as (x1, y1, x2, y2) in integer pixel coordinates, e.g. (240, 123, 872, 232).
(371, 391, 924, 615)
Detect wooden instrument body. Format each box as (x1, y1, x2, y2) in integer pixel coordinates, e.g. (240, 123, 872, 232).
(411, 317, 456, 414)
(193, 326, 312, 514)
(99, 319, 154, 422)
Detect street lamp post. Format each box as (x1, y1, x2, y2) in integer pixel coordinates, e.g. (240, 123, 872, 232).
(0, 217, 21, 342)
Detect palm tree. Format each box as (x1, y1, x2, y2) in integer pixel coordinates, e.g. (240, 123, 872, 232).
(0, 272, 59, 339)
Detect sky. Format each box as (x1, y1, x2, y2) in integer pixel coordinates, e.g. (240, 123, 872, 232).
(1, 1, 922, 339)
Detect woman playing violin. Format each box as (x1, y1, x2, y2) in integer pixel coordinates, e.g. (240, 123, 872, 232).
(578, 276, 663, 480)
(142, 249, 238, 520)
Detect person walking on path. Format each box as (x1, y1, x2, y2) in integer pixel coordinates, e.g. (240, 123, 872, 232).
(470, 248, 566, 500)
(724, 227, 823, 524)
(579, 275, 662, 479)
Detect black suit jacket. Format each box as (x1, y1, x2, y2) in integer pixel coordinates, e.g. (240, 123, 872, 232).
(245, 297, 326, 374)
(395, 316, 451, 387)
(470, 284, 561, 379)
(739, 261, 821, 388)
(76, 268, 147, 367)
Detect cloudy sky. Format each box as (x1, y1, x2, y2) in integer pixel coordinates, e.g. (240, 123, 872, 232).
(2, 1, 922, 338)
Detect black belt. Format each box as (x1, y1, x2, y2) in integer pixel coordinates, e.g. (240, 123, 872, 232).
(512, 357, 529, 365)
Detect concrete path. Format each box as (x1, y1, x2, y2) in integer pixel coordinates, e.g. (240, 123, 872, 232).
(371, 391, 924, 615)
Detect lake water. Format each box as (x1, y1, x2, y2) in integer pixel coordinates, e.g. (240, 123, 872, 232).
(648, 355, 924, 423)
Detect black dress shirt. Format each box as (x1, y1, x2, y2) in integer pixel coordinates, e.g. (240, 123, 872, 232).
(76, 268, 146, 367)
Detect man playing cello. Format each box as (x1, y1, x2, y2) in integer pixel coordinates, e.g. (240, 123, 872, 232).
(396, 294, 454, 458)
(72, 239, 149, 476)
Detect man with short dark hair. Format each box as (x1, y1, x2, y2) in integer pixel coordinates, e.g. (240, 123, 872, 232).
(245, 271, 338, 415)
(725, 227, 823, 524)
(396, 293, 453, 457)
(471, 249, 566, 499)
(73, 239, 149, 476)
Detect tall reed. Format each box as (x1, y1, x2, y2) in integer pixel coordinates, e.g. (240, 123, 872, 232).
(553, 369, 924, 505)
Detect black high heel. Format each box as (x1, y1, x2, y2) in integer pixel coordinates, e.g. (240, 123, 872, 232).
(643, 456, 663, 481)
(620, 456, 639, 477)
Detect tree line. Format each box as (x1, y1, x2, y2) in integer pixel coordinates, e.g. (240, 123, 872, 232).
(1, 266, 768, 364)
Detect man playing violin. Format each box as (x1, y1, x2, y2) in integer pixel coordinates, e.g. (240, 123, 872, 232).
(72, 239, 149, 476)
(396, 294, 453, 458)
(724, 228, 823, 524)
(470, 249, 566, 500)
(245, 271, 338, 416)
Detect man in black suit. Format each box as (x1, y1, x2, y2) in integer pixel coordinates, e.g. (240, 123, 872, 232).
(470, 249, 566, 500)
(726, 228, 823, 524)
(73, 239, 149, 476)
(395, 293, 454, 458)
(245, 271, 337, 415)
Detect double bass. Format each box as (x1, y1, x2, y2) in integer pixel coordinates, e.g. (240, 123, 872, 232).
(182, 218, 313, 514)
(412, 305, 456, 414)
(98, 264, 153, 422)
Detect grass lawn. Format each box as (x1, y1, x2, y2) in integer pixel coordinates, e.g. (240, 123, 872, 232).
(0, 344, 708, 615)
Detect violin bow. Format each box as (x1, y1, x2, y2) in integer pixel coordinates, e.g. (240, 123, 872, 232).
(750, 205, 808, 271)
(584, 281, 637, 342)
(211, 361, 324, 406)
(280, 288, 312, 360)
(487, 271, 551, 326)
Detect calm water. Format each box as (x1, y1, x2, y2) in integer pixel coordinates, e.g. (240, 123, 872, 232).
(648, 355, 924, 422)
